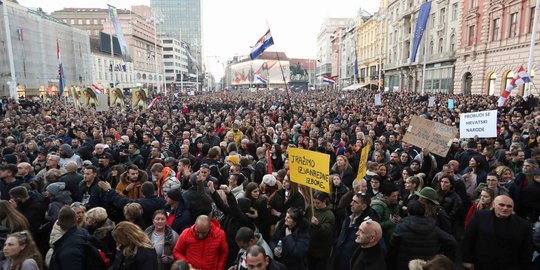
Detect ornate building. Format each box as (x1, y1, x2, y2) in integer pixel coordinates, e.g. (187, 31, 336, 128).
(454, 0, 540, 95)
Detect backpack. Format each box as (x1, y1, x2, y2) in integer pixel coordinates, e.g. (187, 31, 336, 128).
(83, 237, 110, 270)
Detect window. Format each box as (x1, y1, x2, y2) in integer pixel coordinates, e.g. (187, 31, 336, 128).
(93, 19, 98, 24)
(452, 3, 458, 20)
(470, 0, 477, 8)
(530, 7, 536, 33)
(450, 34, 456, 51)
(439, 38, 444, 53)
(429, 40, 434, 55)
(440, 8, 446, 24)
(509, 13, 518, 37)
(468, 25, 476, 46)
(85, 19, 90, 24)
(78, 19, 83, 24)
(492, 18, 500, 41)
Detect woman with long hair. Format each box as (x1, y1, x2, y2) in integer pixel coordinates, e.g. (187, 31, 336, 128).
(110, 221, 158, 270)
(461, 155, 489, 198)
(269, 207, 310, 270)
(399, 176, 423, 217)
(0, 200, 30, 241)
(269, 176, 305, 223)
(1, 231, 43, 270)
(270, 144, 284, 171)
(131, 90, 147, 111)
(464, 188, 495, 227)
(436, 175, 463, 235)
(330, 155, 355, 188)
(82, 88, 98, 108)
(144, 210, 178, 270)
(111, 88, 125, 108)
(245, 182, 272, 240)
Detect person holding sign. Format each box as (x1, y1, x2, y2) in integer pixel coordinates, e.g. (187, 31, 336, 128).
(306, 192, 336, 270)
(269, 177, 305, 222)
(269, 207, 310, 270)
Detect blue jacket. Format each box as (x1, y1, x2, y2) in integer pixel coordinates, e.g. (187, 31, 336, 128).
(270, 219, 310, 270)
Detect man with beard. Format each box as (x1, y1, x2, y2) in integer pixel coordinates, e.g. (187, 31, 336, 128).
(97, 153, 113, 183)
(58, 144, 82, 169)
(334, 193, 379, 270)
(371, 184, 400, 248)
(511, 159, 539, 215)
(350, 218, 386, 270)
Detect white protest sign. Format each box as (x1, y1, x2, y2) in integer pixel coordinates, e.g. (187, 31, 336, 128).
(374, 94, 382, 106)
(428, 97, 436, 107)
(459, 110, 498, 138)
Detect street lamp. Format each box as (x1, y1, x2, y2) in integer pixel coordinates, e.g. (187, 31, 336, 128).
(147, 14, 163, 94)
(375, 13, 388, 92)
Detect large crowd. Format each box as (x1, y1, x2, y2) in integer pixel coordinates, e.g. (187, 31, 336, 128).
(0, 89, 539, 270)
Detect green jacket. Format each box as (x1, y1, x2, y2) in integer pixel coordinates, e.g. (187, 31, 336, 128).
(307, 205, 336, 258)
(371, 197, 399, 246)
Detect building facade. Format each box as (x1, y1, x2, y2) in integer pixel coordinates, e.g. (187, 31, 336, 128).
(0, 1, 92, 97)
(149, 0, 202, 72)
(454, 0, 540, 96)
(52, 6, 164, 90)
(356, 8, 386, 86)
(316, 18, 353, 85)
(161, 36, 189, 90)
(90, 38, 136, 89)
(384, 0, 460, 93)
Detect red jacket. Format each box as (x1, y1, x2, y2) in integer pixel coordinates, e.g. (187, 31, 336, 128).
(173, 218, 228, 270)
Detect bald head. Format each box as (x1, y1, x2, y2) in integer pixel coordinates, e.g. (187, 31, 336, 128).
(493, 195, 514, 218)
(65, 161, 78, 172)
(355, 219, 383, 248)
(194, 215, 211, 240)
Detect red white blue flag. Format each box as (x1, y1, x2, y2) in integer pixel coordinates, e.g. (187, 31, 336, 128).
(250, 29, 274, 60)
(57, 39, 65, 97)
(147, 96, 159, 110)
(322, 75, 335, 84)
(498, 66, 531, 106)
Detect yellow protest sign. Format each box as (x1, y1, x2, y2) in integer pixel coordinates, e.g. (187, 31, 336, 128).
(288, 148, 331, 194)
(355, 144, 371, 184)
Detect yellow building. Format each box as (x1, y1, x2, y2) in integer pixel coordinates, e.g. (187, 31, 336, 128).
(356, 2, 387, 87)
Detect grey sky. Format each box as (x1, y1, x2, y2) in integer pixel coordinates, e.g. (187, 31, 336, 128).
(18, 0, 380, 78)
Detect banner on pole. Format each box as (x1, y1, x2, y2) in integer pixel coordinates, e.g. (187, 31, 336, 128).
(355, 144, 371, 184)
(459, 110, 498, 138)
(403, 116, 458, 157)
(288, 148, 330, 194)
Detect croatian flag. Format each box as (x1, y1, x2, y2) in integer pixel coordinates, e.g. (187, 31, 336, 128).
(256, 74, 268, 84)
(498, 66, 531, 106)
(91, 83, 103, 94)
(147, 96, 159, 110)
(250, 29, 274, 60)
(57, 39, 65, 97)
(322, 75, 335, 84)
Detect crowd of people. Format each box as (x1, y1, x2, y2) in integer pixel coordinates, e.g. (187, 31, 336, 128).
(0, 89, 539, 270)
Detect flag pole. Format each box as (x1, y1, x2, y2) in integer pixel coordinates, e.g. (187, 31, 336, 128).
(525, 0, 540, 98)
(265, 21, 293, 116)
(108, 5, 115, 89)
(421, 11, 429, 96)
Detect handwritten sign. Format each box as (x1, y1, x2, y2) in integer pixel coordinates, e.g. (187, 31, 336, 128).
(288, 148, 331, 193)
(403, 116, 458, 157)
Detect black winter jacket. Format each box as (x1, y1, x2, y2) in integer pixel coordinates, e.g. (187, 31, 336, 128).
(390, 215, 457, 270)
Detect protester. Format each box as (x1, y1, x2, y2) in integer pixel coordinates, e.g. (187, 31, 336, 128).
(110, 221, 158, 270)
(350, 218, 386, 270)
(1, 231, 43, 270)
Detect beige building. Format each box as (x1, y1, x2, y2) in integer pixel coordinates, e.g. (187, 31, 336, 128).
(52, 6, 163, 89)
(384, 0, 460, 93)
(356, 8, 387, 86)
(454, 0, 540, 96)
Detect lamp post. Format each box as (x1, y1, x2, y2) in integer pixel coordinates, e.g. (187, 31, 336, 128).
(147, 14, 163, 94)
(376, 13, 387, 92)
(1, 1, 17, 100)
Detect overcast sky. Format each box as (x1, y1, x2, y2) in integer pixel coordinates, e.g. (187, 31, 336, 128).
(18, 0, 380, 78)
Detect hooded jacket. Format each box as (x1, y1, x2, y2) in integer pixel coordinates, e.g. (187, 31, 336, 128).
(115, 169, 148, 199)
(172, 218, 228, 270)
(156, 167, 180, 198)
(390, 215, 457, 270)
(269, 217, 311, 270)
(58, 144, 82, 169)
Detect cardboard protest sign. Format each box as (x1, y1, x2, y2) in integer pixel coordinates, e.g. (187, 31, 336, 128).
(459, 110, 497, 138)
(288, 148, 331, 194)
(403, 116, 458, 157)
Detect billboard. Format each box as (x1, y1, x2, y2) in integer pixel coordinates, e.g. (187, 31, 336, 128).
(231, 60, 290, 85)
